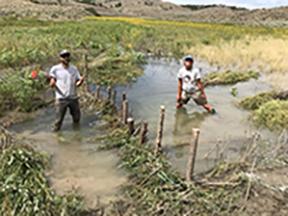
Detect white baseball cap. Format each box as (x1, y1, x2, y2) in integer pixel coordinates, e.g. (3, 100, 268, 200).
(59, 50, 71, 57)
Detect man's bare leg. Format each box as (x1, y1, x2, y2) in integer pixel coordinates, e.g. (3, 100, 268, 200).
(202, 104, 216, 114)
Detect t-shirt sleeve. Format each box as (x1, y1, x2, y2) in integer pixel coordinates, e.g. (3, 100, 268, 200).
(75, 67, 81, 81)
(194, 68, 201, 80)
(177, 69, 183, 80)
(49, 66, 57, 79)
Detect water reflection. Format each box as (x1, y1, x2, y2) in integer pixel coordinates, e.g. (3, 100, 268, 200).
(174, 108, 207, 136)
(118, 58, 274, 175)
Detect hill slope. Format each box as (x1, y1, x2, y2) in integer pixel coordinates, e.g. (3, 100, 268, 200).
(186, 5, 288, 26)
(0, 0, 113, 19)
(0, 0, 288, 26)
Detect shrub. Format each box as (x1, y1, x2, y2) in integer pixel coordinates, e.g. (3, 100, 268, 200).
(252, 100, 288, 130)
(239, 92, 276, 110)
(0, 70, 47, 113)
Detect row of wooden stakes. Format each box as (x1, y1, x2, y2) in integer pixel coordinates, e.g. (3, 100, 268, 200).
(98, 86, 201, 182)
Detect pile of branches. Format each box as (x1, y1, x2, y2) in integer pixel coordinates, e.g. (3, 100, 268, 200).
(204, 70, 259, 86)
(96, 116, 288, 216)
(99, 129, 251, 216)
(0, 128, 87, 216)
(239, 90, 288, 130)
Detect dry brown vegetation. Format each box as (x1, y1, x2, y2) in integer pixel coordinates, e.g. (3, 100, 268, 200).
(189, 36, 288, 89)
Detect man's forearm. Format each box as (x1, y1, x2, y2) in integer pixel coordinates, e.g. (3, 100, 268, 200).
(76, 78, 84, 87)
(177, 79, 183, 100)
(197, 80, 205, 95)
(50, 78, 56, 88)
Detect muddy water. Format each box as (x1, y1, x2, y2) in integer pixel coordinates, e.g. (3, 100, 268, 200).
(11, 108, 126, 208)
(118, 58, 274, 175)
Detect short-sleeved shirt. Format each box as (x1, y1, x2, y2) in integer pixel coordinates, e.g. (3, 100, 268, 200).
(177, 67, 201, 93)
(49, 64, 81, 99)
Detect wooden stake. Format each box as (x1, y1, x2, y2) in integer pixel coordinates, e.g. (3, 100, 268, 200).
(107, 86, 112, 101)
(96, 86, 101, 100)
(121, 92, 127, 116)
(111, 90, 117, 105)
(127, 118, 135, 135)
(122, 100, 128, 124)
(0, 135, 4, 149)
(83, 54, 90, 92)
(155, 106, 165, 155)
(186, 128, 200, 181)
(140, 121, 148, 144)
(83, 54, 88, 74)
(122, 92, 126, 102)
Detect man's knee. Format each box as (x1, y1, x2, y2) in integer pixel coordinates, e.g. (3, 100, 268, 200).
(69, 99, 81, 123)
(53, 100, 68, 131)
(73, 113, 81, 123)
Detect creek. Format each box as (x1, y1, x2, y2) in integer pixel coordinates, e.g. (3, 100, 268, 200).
(11, 58, 275, 206)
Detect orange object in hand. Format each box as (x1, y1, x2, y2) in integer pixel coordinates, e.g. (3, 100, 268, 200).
(31, 70, 38, 79)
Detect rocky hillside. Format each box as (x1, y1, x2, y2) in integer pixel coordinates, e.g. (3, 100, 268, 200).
(0, 0, 191, 19)
(186, 5, 288, 26)
(0, 0, 288, 26)
(0, 0, 114, 19)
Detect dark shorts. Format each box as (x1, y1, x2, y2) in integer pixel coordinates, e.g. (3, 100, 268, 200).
(179, 91, 208, 106)
(53, 98, 81, 131)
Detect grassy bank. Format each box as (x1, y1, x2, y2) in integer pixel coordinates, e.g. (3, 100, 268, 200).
(1, 17, 288, 71)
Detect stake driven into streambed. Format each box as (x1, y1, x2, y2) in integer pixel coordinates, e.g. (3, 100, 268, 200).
(186, 128, 201, 181)
(155, 106, 165, 155)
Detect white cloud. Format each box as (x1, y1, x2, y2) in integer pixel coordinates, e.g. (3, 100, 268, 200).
(163, 0, 288, 9)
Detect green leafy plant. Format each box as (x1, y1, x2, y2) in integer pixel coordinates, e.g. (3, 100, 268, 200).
(0, 145, 84, 216)
(0, 70, 47, 113)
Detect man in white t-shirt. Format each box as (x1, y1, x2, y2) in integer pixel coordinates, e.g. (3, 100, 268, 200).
(176, 55, 215, 113)
(49, 50, 85, 131)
